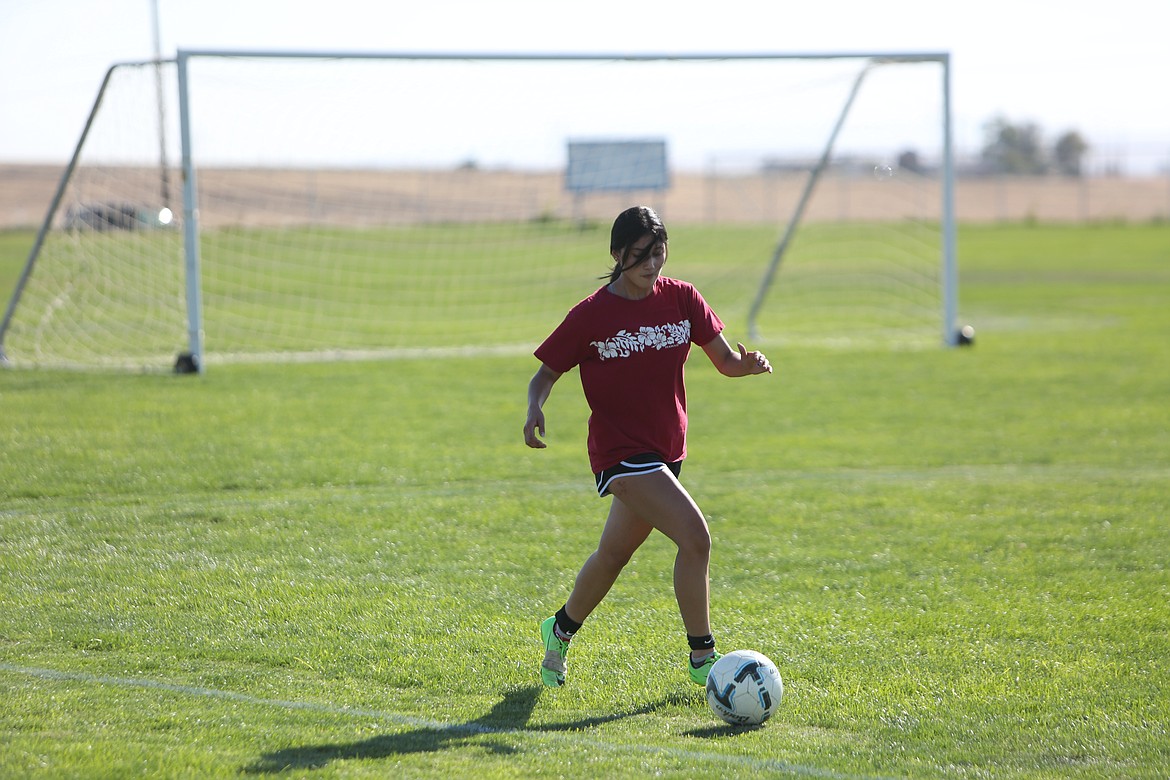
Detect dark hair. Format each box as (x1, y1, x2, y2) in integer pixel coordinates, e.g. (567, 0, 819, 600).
(605, 206, 668, 283)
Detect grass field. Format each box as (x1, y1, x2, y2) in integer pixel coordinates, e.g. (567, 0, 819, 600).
(1, 223, 1168, 778)
(1, 217, 945, 368)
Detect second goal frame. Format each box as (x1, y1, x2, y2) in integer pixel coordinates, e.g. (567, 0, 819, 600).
(173, 50, 958, 373)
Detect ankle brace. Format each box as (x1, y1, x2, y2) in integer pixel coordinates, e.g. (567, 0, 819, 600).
(687, 633, 716, 651)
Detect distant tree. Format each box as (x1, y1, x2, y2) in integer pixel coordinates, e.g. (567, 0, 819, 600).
(1052, 130, 1089, 177)
(981, 116, 1047, 175)
(897, 149, 925, 174)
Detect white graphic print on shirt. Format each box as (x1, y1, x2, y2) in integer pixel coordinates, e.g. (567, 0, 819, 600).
(590, 319, 691, 360)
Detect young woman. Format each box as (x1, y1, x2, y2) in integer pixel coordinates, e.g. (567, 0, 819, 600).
(523, 205, 772, 688)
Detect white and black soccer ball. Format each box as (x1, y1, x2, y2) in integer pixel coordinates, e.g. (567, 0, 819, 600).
(705, 649, 784, 726)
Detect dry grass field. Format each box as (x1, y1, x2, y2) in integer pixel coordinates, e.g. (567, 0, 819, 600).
(3, 163, 1168, 230)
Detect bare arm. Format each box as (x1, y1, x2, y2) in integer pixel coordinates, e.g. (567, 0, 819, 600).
(524, 363, 564, 448)
(701, 333, 773, 377)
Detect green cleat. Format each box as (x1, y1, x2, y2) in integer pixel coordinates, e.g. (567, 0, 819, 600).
(689, 649, 722, 686)
(540, 616, 570, 687)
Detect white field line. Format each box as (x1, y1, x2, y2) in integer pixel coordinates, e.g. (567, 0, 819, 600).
(1, 662, 882, 779)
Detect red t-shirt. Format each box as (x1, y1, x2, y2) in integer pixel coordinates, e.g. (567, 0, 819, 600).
(535, 277, 724, 473)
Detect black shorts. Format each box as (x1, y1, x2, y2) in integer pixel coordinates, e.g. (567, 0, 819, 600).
(594, 453, 683, 498)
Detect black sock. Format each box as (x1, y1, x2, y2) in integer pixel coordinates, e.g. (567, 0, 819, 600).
(688, 633, 716, 654)
(555, 606, 583, 639)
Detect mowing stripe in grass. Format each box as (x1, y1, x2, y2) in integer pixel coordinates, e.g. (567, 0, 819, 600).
(1, 662, 880, 779)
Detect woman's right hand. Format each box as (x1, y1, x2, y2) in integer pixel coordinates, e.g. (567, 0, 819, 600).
(524, 407, 547, 449)
(524, 363, 562, 449)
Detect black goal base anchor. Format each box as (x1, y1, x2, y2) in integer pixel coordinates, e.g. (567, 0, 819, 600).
(173, 352, 200, 374)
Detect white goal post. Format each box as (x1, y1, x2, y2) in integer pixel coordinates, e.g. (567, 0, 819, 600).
(2, 50, 958, 372)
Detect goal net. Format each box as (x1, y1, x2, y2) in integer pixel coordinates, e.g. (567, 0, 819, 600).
(1, 52, 955, 371)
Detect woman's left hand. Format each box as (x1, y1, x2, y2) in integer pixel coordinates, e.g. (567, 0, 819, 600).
(737, 342, 772, 375)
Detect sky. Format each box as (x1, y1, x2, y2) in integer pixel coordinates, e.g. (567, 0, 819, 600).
(1, 0, 1167, 172)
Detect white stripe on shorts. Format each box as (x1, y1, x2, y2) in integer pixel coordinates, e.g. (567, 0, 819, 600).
(595, 459, 670, 498)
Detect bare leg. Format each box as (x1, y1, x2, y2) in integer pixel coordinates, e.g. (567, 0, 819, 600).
(567, 468, 712, 643)
(564, 497, 653, 624)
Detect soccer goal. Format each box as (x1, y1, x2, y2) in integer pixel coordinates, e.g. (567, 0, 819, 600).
(0, 51, 957, 372)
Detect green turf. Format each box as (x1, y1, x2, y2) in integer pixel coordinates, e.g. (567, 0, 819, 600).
(2, 218, 948, 367)
(1, 223, 1169, 778)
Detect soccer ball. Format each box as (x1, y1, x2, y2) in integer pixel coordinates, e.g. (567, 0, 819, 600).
(705, 649, 783, 726)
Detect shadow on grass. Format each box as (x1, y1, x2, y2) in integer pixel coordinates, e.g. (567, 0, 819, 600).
(683, 722, 766, 738)
(243, 685, 692, 773)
